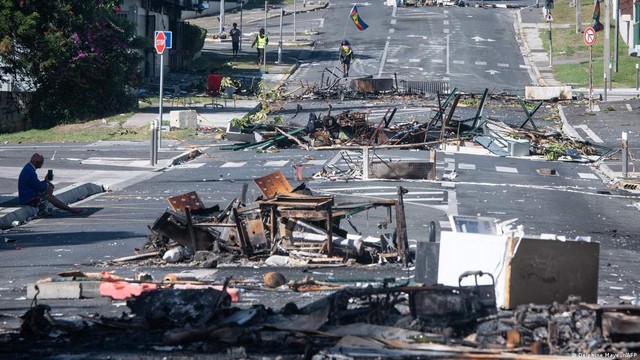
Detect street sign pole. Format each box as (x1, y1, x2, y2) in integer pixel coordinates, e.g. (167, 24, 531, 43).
(153, 31, 171, 164)
(158, 52, 164, 152)
(584, 27, 596, 112)
(589, 45, 593, 111)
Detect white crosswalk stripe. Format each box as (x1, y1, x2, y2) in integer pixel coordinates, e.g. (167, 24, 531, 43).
(264, 160, 290, 167)
(220, 161, 247, 168)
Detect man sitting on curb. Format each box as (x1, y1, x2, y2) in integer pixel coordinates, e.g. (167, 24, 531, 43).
(18, 153, 85, 216)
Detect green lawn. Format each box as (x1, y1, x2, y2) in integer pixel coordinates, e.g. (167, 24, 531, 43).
(540, 1, 640, 87)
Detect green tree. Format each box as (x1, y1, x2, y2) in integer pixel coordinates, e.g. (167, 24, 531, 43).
(0, 0, 144, 128)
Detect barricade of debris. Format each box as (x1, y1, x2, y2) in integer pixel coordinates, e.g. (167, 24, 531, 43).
(221, 87, 610, 164)
(140, 170, 411, 267)
(5, 276, 640, 358)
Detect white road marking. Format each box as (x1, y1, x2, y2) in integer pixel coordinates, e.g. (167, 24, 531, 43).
(387, 59, 398, 63)
(221, 161, 246, 168)
(409, 59, 421, 63)
(578, 173, 599, 179)
(626, 104, 633, 111)
(264, 160, 289, 167)
(453, 60, 465, 65)
(389, 28, 395, 33)
(432, 59, 443, 63)
(574, 125, 604, 143)
(458, 163, 476, 170)
(378, 40, 390, 77)
(475, 61, 487, 66)
(304, 160, 326, 165)
(391, 19, 397, 24)
(497, 63, 509, 67)
(495, 166, 518, 173)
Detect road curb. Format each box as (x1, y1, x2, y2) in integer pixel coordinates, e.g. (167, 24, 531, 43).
(0, 182, 105, 230)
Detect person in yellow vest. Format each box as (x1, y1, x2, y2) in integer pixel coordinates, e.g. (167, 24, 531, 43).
(251, 28, 269, 66)
(338, 40, 354, 77)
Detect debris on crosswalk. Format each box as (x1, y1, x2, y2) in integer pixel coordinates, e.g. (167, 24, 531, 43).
(142, 171, 408, 266)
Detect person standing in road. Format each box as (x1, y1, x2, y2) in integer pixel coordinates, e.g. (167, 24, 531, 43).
(338, 40, 354, 77)
(18, 153, 85, 216)
(229, 23, 241, 58)
(251, 28, 268, 66)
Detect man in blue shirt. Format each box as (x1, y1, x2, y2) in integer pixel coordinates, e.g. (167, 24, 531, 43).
(18, 153, 83, 216)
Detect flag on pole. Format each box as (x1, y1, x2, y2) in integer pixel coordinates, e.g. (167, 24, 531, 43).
(350, 5, 369, 31)
(592, 0, 604, 32)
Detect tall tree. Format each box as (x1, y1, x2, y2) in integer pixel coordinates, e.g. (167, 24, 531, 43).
(0, 0, 144, 127)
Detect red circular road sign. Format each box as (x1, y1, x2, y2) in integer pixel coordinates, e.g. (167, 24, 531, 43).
(584, 27, 597, 46)
(155, 31, 166, 54)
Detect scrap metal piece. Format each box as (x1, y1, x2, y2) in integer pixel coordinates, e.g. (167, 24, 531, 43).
(168, 191, 205, 212)
(517, 95, 542, 131)
(253, 170, 294, 199)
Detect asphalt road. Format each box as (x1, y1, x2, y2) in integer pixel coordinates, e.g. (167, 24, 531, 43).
(1, 1, 640, 357)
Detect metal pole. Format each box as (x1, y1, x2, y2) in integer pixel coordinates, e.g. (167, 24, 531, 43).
(636, 64, 639, 90)
(604, 0, 611, 91)
(239, 1, 243, 51)
(158, 53, 163, 150)
(622, 132, 629, 178)
(362, 147, 370, 180)
(220, 0, 225, 34)
(549, 21, 553, 67)
(277, 8, 283, 64)
(609, 62, 613, 90)
(614, 0, 619, 72)
(150, 120, 156, 166)
(264, 0, 268, 71)
(576, 0, 582, 33)
(293, 0, 297, 42)
(604, 72, 608, 101)
(589, 45, 593, 111)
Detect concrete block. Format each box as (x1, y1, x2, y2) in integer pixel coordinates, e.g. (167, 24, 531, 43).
(525, 86, 572, 100)
(170, 110, 197, 129)
(370, 161, 434, 180)
(27, 281, 101, 299)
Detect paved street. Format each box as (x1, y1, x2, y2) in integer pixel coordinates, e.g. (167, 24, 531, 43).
(1, 0, 640, 358)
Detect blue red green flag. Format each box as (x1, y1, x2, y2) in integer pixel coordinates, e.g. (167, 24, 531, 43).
(592, 0, 604, 32)
(350, 5, 369, 31)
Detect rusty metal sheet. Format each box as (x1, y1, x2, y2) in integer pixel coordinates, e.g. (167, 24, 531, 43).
(349, 78, 394, 93)
(253, 171, 293, 199)
(244, 219, 269, 249)
(167, 191, 205, 212)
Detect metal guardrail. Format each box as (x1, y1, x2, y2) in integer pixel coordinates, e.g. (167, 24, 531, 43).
(401, 80, 450, 95)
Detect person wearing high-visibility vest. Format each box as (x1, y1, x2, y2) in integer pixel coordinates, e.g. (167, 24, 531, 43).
(251, 28, 269, 66)
(338, 40, 354, 77)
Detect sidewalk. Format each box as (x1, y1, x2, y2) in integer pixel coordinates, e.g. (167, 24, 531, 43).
(518, 6, 640, 186)
(517, 7, 640, 101)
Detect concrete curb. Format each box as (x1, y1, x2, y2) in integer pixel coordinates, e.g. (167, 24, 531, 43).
(0, 182, 105, 230)
(0, 148, 207, 229)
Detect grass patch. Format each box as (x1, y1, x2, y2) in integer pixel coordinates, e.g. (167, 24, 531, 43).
(540, 1, 640, 88)
(0, 114, 204, 144)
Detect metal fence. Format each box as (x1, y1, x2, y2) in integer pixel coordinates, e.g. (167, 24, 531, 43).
(400, 80, 450, 95)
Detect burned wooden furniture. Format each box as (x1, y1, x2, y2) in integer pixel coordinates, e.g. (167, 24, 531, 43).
(257, 193, 335, 255)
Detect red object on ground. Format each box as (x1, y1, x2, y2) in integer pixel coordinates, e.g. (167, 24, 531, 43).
(100, 281, 158, 300)
(207, 74, 222, 96)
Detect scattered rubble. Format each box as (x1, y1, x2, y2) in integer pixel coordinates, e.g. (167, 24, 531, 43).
(218, 87, 609, 173)
(5, 276, 640, 358)
(144, 171, 407, 266)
